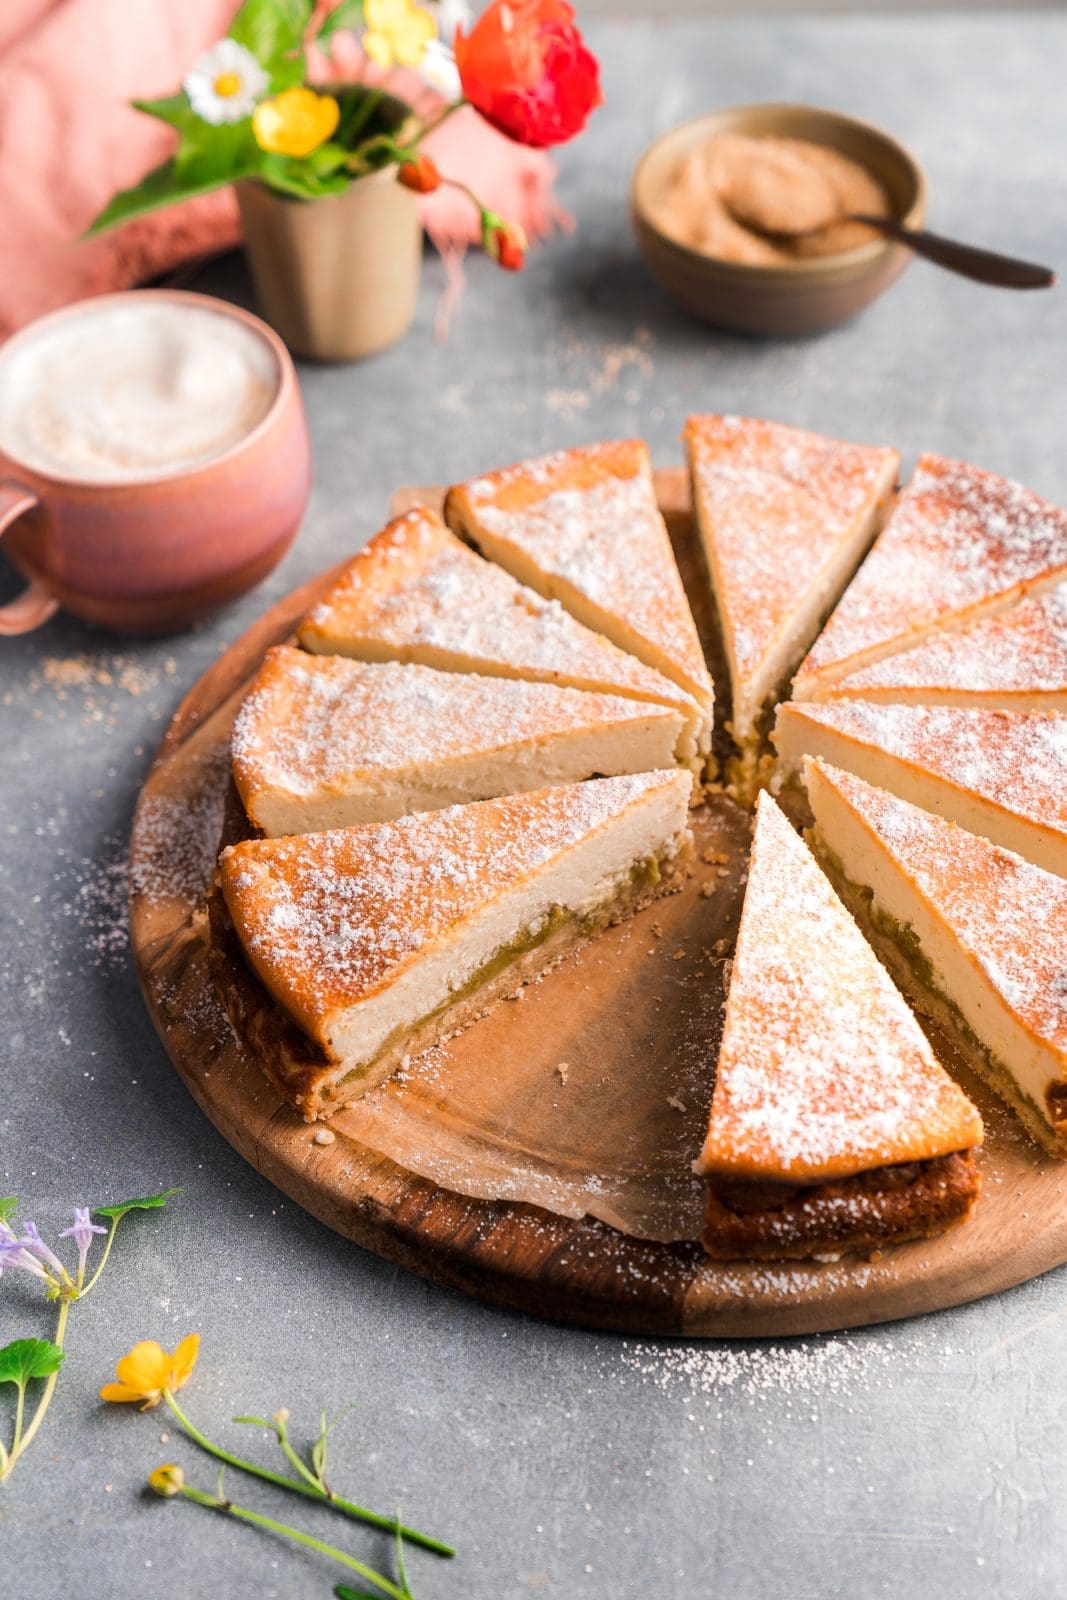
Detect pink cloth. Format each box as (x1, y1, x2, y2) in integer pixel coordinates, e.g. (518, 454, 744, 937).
(0, 0, 569, 340)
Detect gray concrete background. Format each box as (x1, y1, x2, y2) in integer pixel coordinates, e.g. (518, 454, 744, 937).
(2, 12, 1066, 1599)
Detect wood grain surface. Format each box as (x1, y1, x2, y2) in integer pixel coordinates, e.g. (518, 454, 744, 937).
(129, 470, 1067, 1337)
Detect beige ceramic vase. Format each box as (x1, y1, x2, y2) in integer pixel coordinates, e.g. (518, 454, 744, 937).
(236, 169, 423, 361)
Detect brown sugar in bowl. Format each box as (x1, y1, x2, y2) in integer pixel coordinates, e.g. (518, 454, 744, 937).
(631, 103, 928, 338)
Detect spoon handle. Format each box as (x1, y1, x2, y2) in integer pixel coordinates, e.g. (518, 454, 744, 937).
(849, 215, 1056, 290)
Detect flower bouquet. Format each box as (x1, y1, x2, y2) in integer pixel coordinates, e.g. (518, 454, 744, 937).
(91, 0, 602, 359)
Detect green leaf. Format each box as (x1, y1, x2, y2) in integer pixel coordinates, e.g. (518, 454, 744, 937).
(132, 92, 195, 132)
(318, 0, 364, 41)
(93, 1187, 181, 1221)
(229, 0, 312, 68)
(173, 117, 260, 188)
(86, 160, 226, 234)
(334, 1590, 386, 1600)
(0, 1339, 65, 1389)
(232, 1415, 271, 1428)
(0, 1198, 17, 1226)
(255, 154, 350, 200)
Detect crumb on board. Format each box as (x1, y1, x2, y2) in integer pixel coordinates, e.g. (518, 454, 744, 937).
(313, 1128, 336, 1146)
(667, 1094, 687, 1113)
(557, 1062, 570, 1083)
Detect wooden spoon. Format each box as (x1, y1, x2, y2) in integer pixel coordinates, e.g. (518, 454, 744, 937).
(719, 143, 1055, 290)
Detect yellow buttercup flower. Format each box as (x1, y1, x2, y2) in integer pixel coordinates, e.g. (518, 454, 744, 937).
(253, 87, 340, 158)
(363, 0, 438, 69)
(100, 1334, 200, 1410)
(148, 1463, 186, 1497)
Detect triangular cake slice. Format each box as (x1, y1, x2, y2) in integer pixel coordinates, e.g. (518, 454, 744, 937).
(443, 441, 715, 759)
(231, 646, 691, 835)
(821, 582, 1067, 710)
(211, 771, 693, 1119)
(696, 792, 982, 1260)
(794, 454, 1067, 700)
(297, 507, 704, 768)
(685, 414, 897, 792)
(805, 759, 1067, 1157)
(773, 701, 1067, 877)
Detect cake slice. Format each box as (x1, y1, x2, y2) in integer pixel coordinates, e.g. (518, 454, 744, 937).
(820, 582, 1067, 710)
(684, 414, 897, 792)
(773, 701, 1067, 877)
(794, 455, 1067, 701)
(443, 441, 715, 759)
(297, 508, 704, 768)
(211, 770, 693, 1119)
(696, 792, 982, 1260)
(805, 759, 1067, 1157)
(230, 647, 690, 835)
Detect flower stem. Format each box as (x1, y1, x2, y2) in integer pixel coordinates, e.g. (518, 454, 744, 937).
(1, 1297, 70, 1479)
(162, 1392, 453, 1558)
(409, 97, 466, 147)
(175, 1482, 410, 1600)
(79, 1218, 120, 1298)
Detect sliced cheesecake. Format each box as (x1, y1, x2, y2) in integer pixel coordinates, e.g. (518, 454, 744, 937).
(231, 646, 689, 835)
(696, 792, 982, 1260)
(684, 414, 897, 794)
(773, 700, 1067, 877)
(820, 582, 1067, 710)
(443, 441, 715, 760)
(211, 770, 694, 1119)
(794, 454, 1067, 701)
(805, 758, 1067, 1158)
(298, 507, 704, 768)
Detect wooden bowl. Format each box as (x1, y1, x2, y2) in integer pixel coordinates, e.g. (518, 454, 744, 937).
(631, 103, 928, 338)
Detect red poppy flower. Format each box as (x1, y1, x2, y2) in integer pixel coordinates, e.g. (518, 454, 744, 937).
(454, 0, 602, 150)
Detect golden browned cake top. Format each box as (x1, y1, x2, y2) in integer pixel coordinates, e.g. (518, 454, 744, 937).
(798, 454, 1067, 689)
(219, 770, 687, 1043)
(779, 701, 1067, 833)
(447, 441, 713, 706)
(297, 507, 690, 708)
(230, 646, 679, 807)
(810, 761, 1067, 1058)
(697, 793, 982, 1184)
(827, 582, 1067, 699)
(685, 414, 897, 691)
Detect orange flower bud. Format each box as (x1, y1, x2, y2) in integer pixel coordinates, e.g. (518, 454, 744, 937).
(397, 154, 441, 194)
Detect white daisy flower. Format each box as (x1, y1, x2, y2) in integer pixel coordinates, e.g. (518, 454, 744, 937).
(184, 38, 269, 125)
(419, 37, 461, 100)
(434, 0, 472, 44)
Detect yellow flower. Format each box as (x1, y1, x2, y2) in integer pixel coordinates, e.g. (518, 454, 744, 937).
(148, 1463, 186, 1497)
(253, 87, 340, 158)
(100, 1334, 200, 1410)
(363, 0, 438, 69)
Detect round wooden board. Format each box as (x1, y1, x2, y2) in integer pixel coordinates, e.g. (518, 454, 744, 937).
(130, 470, 1067, 1338)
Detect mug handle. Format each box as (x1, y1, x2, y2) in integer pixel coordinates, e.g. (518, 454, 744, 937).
(0, 480, 57, 636)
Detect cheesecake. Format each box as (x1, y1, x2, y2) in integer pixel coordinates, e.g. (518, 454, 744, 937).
(231, 646, 690, 835)
(298, 507, 704, 769)
(211, 770, 694, 1119)
(820, 582, 1067, 710)
(793, 454, 1067, 701)
(805, 758, 1067, 1157)
(696, 792, 982, 1260)
(685, 414, 897, 795)
(773, 700, 1067, 877)
(443, 441, 715, 760)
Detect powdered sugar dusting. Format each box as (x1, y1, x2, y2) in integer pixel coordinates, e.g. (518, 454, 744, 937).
(219, 771, 684, 1024)
(833, 581, 1067, 699)
(302, 508, 690, 712)
(231, 648, 676, 803)
(687, 416, 896, 721)
(786, 701, 1067, 831)
(821, 765, 1067, 1047)
(700, 794, 979, 1180)
(801, 453, 1067, 684)
(458, 443, 713, 708)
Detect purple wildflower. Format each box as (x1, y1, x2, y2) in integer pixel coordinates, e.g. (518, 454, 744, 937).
(21, 1220, 67, 1279)
(59, 1207, 107, 1277)
(0, 1236, 52, 1283)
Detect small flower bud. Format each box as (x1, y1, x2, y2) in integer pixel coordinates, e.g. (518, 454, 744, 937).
(482, 214, 527, 272)
(271, 1407, 291, 1425)
(148, 1463, 185, 1498)
(397, 154, 440, 194)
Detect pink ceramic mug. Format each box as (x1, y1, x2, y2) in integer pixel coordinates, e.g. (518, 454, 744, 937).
(0, 290, 311, 634)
